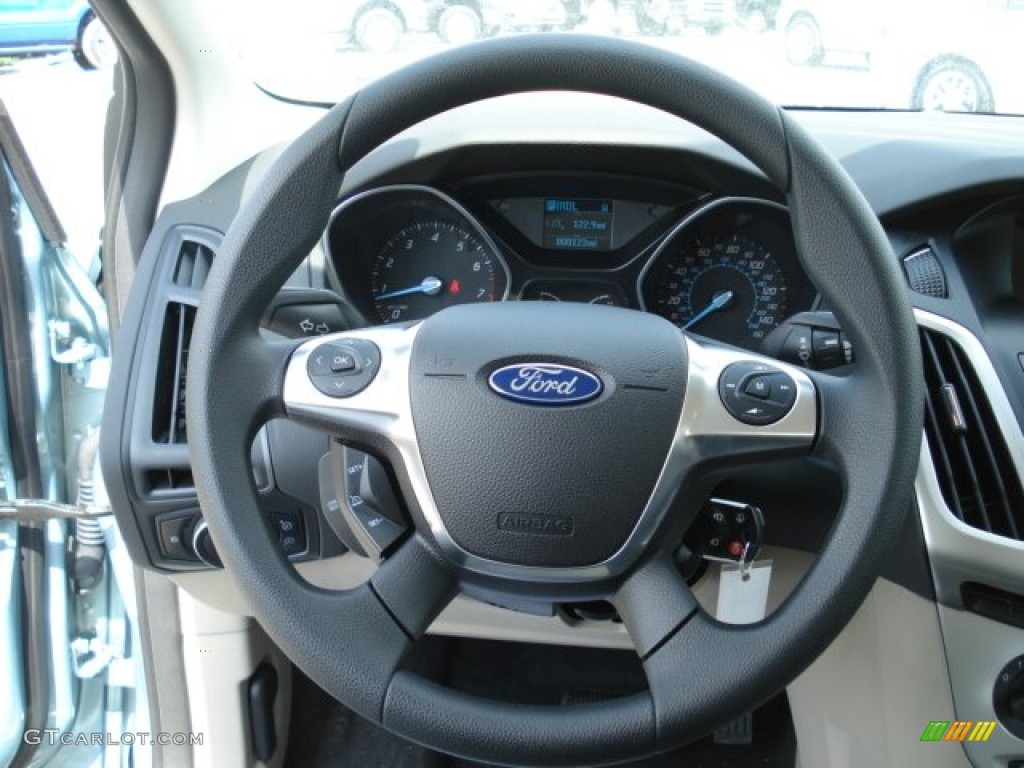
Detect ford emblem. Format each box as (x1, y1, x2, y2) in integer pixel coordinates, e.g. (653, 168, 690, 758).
(487, 364, 603, 406)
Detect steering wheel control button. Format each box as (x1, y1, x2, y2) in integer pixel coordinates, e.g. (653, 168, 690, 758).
(329, 350, 358, 373)
(743, 375, 773, 400)
(271, 512, 306, 557)
(318, 444, 407, 560)
(719, 362, 797, 425)
(307, 347, 334, 377)
(307, 339, 380, 398)
(351, 506, 406, 554)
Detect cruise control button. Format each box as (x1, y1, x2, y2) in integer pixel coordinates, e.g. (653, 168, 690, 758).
(351, 505, 406, 554)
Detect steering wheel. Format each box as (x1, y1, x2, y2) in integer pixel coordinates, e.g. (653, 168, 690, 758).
(186, 35, 922, 766)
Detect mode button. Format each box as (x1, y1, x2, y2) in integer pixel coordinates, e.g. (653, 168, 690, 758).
(718, 362, 798, 426)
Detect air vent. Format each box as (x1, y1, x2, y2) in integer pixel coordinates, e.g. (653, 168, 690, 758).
(145, 469, 195, 492)
(173, 239, 215, 290)
(152, 302, 197, 444)
(921, 328, 1024, 539)
(903, 246, 947, 298)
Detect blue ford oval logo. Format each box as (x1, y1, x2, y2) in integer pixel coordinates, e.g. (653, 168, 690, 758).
(488, 364, 603, 406)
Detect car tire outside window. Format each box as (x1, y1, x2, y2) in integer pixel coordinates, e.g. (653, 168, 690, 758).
(353, 7, 405, 53)
(784, 14, 823, 66)
(74, 13, 116, 71)
(912, 58, 994, 114)
(437, 4, 484, 44)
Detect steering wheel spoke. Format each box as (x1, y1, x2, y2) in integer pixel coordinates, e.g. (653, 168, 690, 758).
(611, 553, 699, 659)
(370, 533, 458, 639)
(281, 323, 420, 443)
(674, 334, 818, 474)
(804, 367, 869, 466)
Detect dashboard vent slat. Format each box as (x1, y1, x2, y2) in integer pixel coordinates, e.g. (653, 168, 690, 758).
(921, 328, 1024, 540)
(145, 469, 195, 492)
(173, 239, 215, 290)
(152, 302, 196, 444)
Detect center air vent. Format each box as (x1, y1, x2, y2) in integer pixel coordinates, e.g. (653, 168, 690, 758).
(152, 302, 196, 445)
(173, 239, 215, 290)
(921, 328, 1024, 539)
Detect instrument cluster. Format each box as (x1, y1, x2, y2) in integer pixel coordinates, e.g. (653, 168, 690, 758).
(325, 184, 817, 351)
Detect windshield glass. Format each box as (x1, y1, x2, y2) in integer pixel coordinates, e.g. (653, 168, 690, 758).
(236, 0, 1023, 114)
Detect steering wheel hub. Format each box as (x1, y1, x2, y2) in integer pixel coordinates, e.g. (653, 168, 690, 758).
(410, 302, 686, 569)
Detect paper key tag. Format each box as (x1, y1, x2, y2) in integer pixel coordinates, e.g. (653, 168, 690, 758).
(716, 560, 773, 624)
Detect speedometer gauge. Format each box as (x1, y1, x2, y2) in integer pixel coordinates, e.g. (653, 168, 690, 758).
(640, 198, 811, 349)
(647, 233, 788, 341)
(371, 220, 508, 323)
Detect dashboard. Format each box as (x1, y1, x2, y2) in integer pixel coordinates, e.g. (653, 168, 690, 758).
(327, 184, 816, 351)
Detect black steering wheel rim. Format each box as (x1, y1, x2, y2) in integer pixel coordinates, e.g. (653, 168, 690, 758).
(186, 34, 923, 766)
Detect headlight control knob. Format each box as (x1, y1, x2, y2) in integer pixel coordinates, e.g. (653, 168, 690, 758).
(993, 654, 1024, 739)
(191, 519, 222, 568)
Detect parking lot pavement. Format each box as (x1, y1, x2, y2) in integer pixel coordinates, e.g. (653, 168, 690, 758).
(0, 29, 881, 268)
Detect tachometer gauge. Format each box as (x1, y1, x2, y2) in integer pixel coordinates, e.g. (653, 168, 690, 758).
(639, 199, 812, 349)
(371, 220, 508, 323)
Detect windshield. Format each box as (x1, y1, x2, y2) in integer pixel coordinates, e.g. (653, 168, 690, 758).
(236, 0, 1024, 114)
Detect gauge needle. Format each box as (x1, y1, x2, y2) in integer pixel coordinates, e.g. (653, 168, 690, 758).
(375, 276, 443, 301)
(683, 290, 734, 330)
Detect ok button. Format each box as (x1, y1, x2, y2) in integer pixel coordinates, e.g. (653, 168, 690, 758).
(306, 339, 381, 399)
(307, 344, 362, 377)
(330, 352, 358, 373)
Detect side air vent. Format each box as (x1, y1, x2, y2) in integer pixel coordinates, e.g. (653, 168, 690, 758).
(145, 468, 195, 492)
(152, 302, 197, 444)
(903, 246, 947, 298)
(921, 328, 1024, 539)
(173, 239, 215, 290)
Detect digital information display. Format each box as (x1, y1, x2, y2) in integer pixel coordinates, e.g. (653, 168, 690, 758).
(543, 198, 614, 251)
